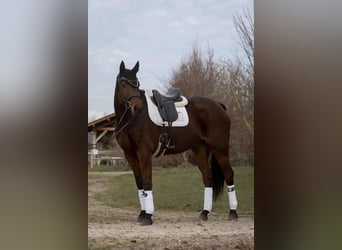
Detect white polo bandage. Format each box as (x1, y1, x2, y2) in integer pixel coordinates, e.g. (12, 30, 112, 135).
(144, 190, 154, 214)
(203, 187, 213, 211)
(228, 185, 238, 210)
(138, 189, 146, 210)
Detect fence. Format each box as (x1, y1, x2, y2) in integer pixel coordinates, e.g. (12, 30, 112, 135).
(88, 150, 126, 168)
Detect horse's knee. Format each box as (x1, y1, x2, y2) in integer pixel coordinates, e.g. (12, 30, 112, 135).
(214, 153, 234, 186)
(202, 175, 213, 187)
(143, 180, 152, 190)
(228, 168, 234, 186)
(135, 180, 143, 190)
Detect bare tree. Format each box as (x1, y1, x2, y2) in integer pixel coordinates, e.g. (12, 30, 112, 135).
(234, 8, 254, 72)
(223, 8, 254, 165)
(166, 9, 254, 166)
(231, 8, 254, 136)
(216, 59, 253, 165)
(168, 43, 222, 101)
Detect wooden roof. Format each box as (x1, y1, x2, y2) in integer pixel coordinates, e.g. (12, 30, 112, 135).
(88, 113, 117, 132)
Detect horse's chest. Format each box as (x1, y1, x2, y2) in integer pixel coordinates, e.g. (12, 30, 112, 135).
(116, 133, 135, 151)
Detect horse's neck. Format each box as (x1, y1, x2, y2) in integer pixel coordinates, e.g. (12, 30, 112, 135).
(114, 102, 126, 119)
(114, 86, 126, 119)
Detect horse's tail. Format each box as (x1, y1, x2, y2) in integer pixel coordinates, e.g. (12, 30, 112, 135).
(211, 154, 225, 201)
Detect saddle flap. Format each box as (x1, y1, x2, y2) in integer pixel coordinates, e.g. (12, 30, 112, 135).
(152, 90, 179, 122)
(162, 102, 179, 121)
(145, 90, 189, 127)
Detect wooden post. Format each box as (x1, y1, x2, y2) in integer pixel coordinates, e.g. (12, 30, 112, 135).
(91, 131, 97, 168)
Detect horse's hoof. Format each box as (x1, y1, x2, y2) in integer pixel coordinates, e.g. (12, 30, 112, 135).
(140, 213, 153, 226)
(228, 210, 238, 221)
(199, 210, 209, 221)
(137, 210, 146, 223)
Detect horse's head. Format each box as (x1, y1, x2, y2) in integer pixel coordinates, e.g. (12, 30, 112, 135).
(115, 60, 143, 113)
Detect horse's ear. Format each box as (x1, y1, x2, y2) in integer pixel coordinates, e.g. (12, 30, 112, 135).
(132, 61, 139, 73)
(120, 61, 125, 75)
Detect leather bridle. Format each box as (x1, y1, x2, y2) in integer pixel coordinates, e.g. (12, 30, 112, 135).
(114, 76, 142, 135)
(118, 76, 140, 88)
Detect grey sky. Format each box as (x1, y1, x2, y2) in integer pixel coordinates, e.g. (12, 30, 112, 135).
(88, 0, 253, 120)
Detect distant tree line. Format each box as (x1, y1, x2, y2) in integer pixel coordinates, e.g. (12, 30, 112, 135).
(167, 10, 254, 166)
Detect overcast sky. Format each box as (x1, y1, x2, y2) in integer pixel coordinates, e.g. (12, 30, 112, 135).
(88, 0, 253, 120)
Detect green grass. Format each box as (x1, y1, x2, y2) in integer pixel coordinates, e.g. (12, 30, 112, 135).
(96, 166, 254, 215)
(88, 164, 129, 172)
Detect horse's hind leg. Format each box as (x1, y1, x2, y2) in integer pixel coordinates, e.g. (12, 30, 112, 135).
(213, 151, 239, 220)
(192, 142, 213, 221)
(124, 151, 146, 223)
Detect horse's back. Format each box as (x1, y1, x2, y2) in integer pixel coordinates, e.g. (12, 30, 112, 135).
(187, 96, 230, 124)
(186, 97, 231, 149)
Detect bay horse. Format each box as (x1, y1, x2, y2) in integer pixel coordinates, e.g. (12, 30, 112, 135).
(114, 61, 238, 226)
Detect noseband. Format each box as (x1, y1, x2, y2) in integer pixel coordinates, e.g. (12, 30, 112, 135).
(119, 76, 140, 88)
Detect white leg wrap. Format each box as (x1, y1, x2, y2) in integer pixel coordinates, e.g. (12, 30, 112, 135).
(138, 189, 146, 211)
(203, 187, 213, 211)
(228, 185, 238, 210)
(143, 190, 154, 214)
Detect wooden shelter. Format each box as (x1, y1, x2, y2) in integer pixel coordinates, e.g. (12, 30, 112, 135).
(88, 113, 117, 167)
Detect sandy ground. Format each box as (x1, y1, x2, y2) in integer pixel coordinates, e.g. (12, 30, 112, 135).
(88, 173, 254, 249)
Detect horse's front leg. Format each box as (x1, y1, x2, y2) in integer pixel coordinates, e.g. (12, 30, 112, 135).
(124, 151, 146, 223)
(137, 148, 154, 226)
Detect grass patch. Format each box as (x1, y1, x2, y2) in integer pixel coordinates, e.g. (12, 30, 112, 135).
(88, 164, 130, 172)
(96, 166, 254, 215)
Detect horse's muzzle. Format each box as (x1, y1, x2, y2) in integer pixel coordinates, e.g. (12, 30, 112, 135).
(127, 97, 143, 114)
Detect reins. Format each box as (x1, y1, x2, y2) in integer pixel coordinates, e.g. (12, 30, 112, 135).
(114, 106, 133, 136)
(114, 94, 141, 136)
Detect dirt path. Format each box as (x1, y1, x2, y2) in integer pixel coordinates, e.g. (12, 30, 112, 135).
(88, 173, 254, 249)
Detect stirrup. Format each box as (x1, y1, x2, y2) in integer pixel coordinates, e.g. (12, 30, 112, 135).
(160, 132, 175, 149)
(166, 143, 175, 149)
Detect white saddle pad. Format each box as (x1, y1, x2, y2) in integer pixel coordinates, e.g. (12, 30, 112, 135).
(145, 90, 189, 127)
